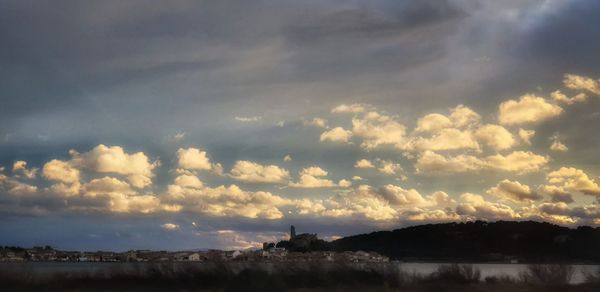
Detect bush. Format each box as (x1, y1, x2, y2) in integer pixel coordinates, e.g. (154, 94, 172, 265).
(584, 266, 600, 284)
(519, 264, 575, 285)
(427, 264, 481, 284)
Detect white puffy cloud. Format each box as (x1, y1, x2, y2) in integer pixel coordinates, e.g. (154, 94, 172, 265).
(415, 151, 548, 174)
(518, 129, 535, 145)
(304, 117, 327, 128)
(563, 74, 600, 96)
(83, 177, 135, 196)
(377, 160, 403, 175)
(42, 159, 80, 184)
(408, 128, 480, 151)
(71, 145, 159, 188)
(12, 161, 38, 179)
(176, 147, 212, 171)
(415, 113, 452, 133)
(449, 105, 481, 128)
(378, 184, 428, 206)
(486, 180, 541, 202)
(338, 179, 352, 188)
(415, 151, 481, 174)
(456, 193, 517, 220)
(320, 127, 352, 143)
(498, 94, 563, 125)
(79, 177, 164, 214)
(283, 155, 292, 162)
(318, 184, 458, 221)
(174, 174, 203, 188)
(289, 174, 336, 188)
(352, 176, 363, 181)
(289, 166, 347, 188)
(351, 111, 407, 149)
(474, 124, 516, 150)
(550, 134, 568, 152)
(229, 160, 290, 183)
(354, 159, 375, 169)
(551, 90, 588, 105)
(547, 167, 600, 197)
(166, 183, 290, 219)
(483, 151, 549, 173)
(331, 103, 370, 113)
(300, 166, 328, 177)
(0, 173, 38, 195)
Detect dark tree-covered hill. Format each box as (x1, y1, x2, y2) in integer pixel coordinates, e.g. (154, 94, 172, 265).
(327, 221, 600, 262)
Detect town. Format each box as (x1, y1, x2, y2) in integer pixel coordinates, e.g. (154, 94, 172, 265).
(0, 226, 389, 263)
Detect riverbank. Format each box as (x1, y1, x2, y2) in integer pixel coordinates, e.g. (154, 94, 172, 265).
(1, 262, 600, 291)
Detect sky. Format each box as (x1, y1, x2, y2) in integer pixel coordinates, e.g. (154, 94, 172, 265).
(1, 0, 600, 251)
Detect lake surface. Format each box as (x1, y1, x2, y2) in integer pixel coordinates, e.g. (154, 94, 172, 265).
(1, 262, 598, 284)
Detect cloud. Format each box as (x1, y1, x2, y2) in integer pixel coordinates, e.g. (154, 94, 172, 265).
(331, 103, 370, 113)
(319, 127, 352, 143)
(408, 128, 479, 151)
(456, 193, 517, 220)
(563, 74, 600, 96)
(518, 129, 535, 145)
(303, 117, 327, 128)
(161, 223, 179, 231)
(351, 111, 407, 149)
(42, 159, 80, 184)
(378, 184, 428, 206)
(71, 145, 159, 188)
(166, 183, 290, 220)
(498, 94, 563, 125)
(538, 185, 574, 203)
(83, 177, 135, 196)
(415, 113, 452, 133)
(415, 150, 548, 174)
(354, 159, 375, 169)
(229, 160, 290, 183)
(449, 105, 481, 128)
(174, 174, 203, 188)
(176, 148, 212, 171)
(474, 124, 515, 150)
(234, 116, 261, 122)
(377, 160, 403, 175)
(550, 134, 568, 152)
(12, 160, 38, 179)
(415, 151, 481, 174)
(484, 151, 549, 173)
(414, 105, 480, 133)
(283, 154, 292, 162)
(547, 167, 600, 197)
(551, 90, 587, 105)
(289, 166, 338, 188)
(486, 179, 541, 202)
(338, 179, 352, 188)
(79, 177, 163, 214)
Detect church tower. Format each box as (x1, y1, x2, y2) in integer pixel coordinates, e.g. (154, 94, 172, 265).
(290, 225, 296, 239)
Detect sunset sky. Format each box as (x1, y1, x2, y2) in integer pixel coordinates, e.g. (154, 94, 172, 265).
(1, 0, 600, 251)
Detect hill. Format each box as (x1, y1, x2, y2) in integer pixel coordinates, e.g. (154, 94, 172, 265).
(324, 221, 600, 262)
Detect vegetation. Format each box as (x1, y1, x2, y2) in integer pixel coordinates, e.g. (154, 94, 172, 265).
(1, 262, 600, 291)
(324, 221, 600, 262)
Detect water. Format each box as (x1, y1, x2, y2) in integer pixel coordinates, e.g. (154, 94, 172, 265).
(1, 262, 598, 284)
(398, 262, 598, 284)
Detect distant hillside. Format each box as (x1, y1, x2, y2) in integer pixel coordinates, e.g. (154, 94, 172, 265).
(327, 221, 600, 263)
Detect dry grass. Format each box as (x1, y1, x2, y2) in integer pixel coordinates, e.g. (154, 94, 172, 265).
(0, 262, 599, 291)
